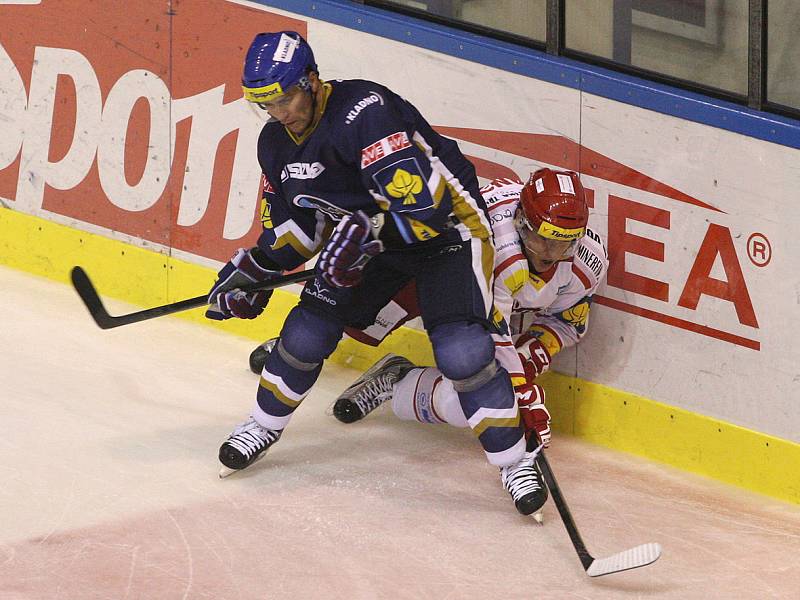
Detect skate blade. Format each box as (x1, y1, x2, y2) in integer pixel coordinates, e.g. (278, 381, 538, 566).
(531, 509, 544, 525)
(218, 452, 267, 479)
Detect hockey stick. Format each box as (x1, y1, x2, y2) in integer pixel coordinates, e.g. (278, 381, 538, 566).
(70, 266, 315, 330)
(534, 446, 662, 577)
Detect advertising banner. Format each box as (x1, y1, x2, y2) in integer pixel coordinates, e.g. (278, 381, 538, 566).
(1, 0, 798, 442)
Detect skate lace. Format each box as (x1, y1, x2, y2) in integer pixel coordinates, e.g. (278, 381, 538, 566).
(227, 419, 280, 458)
(353, 374, 396, 414)
(502, 454, 543, 501)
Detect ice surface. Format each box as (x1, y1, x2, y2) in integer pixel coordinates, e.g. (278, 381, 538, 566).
(1, 266, 799, 599)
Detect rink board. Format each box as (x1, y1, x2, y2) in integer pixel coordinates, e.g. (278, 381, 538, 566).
(4, 206, 798, 505)
(1, 0, 799, 503)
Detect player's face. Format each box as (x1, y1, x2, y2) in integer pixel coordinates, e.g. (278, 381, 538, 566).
(255, 78, 317, 135)
(516, 213, 577, 273)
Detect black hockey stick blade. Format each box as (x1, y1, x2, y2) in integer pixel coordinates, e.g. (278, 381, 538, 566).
(534, 447, 662, 577)
(70, 266, 315, 330)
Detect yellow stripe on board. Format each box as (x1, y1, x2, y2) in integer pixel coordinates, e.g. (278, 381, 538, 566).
(3, 206, 799, 505)
(540, 371, 800, 505)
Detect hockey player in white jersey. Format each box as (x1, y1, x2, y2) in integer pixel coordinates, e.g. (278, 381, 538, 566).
(330, 167, 609, 514)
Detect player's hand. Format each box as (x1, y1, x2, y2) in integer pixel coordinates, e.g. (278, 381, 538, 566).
(317, 210, 383, 288)
(515, 382, 551, 447)
(517, 338, 552, 380)
(206, 248, 280, 320)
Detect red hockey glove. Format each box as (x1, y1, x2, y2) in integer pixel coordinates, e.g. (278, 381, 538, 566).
(317, 210, 383, 288)
(206, 248, 280, 320)
(517, 338, 552, 381)
(515, 382, 551, 447)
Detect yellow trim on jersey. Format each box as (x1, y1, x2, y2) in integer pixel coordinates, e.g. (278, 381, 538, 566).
(287, 81, 332, 146)
(450, 191, 494, 290)
(503, 268, 529, 296)
(450, 188, 492, 242)
(529, 326, 562, 356)
(528, 272, 548, 291)
(430, 176, 447, 209)
(537, 221, 585, 241)
(270, 231, 321, 259)
(405, 217, 441, 241)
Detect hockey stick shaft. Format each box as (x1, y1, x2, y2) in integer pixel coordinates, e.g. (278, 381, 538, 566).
(534, 448, 594, 570)
(532, 440, 662, 576)
(70, 266, 316, 330)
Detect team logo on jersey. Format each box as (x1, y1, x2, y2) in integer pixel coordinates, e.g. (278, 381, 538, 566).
(386, 169, 423, 205)
(372, 157, 433, 211)
(345, 91, 384, 125)
(361, 131, 411, 168)
(292, 194, 351, 222)
(281, 162, 326, 182)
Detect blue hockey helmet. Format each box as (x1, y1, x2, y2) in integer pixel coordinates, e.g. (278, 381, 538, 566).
(242, 31, 317, 104)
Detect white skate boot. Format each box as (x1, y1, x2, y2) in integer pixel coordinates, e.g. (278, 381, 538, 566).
(218, 416, 282, 478)
(332, 354, 416, 423)
(500, 448, 548, 522)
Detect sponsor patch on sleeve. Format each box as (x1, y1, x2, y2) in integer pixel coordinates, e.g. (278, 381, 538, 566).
(361, 131, 411, 168)
(371, 157, 435, 215)
(260, 174, 275, 230)
(556, 298, 592, 336)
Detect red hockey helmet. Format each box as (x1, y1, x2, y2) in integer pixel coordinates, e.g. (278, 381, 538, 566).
(516, 168, 588, 267)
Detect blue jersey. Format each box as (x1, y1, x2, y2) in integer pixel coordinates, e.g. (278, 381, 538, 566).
(254, 79, 492, 270)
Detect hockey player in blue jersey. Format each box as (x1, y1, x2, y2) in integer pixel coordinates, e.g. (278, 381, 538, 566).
(207, 30, 544, 515)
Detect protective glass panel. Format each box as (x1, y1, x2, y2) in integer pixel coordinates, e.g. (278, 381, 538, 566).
(767, 0, 800, 110)
(565, 0, 748, 95)
(377, 0, 547, 42)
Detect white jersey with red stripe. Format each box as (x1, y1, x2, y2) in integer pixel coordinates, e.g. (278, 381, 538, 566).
(481, 177, 608, 386)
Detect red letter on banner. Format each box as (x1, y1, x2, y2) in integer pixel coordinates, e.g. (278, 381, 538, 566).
(678, 223, 758, 328)
(607, 195, 670, 302)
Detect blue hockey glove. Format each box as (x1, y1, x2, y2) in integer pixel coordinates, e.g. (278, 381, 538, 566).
(206, 248, 280, 320)
(317, 210, 383, 288)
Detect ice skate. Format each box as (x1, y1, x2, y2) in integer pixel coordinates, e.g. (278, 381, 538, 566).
(249, 337, 279, 374)
(218, 416, 282, 478)
(500, 450, 548, 518)
(332, 354, 416, 423)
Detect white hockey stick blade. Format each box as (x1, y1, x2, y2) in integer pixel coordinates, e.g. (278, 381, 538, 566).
(585, 542, 662, 577)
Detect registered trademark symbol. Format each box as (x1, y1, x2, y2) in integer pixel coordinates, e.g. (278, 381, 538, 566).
(747, 232, 771, 267)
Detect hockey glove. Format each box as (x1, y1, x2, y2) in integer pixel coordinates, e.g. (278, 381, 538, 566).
(317, 210, 383, 288)
(206, 248, 280, 320)
(517, 338, 553, 380)
(516, 382, 551, 447)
